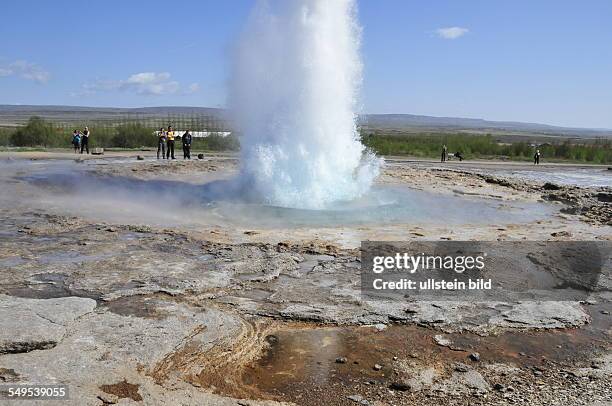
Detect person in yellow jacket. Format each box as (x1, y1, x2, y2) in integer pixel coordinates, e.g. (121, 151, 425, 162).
(166, 126, 176, 159)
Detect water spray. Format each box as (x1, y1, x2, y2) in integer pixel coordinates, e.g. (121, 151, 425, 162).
(230, 0, 381, 209)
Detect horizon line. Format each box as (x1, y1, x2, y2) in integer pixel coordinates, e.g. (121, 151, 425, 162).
(1, 103, 611, 132)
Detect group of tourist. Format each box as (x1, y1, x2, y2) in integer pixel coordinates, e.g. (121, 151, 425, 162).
(70, 125, 193, 160)
(69, 129, 542, 165)
(441, 144, 541, 164)
(157, 126, 193, 160)
(71, 127, 91, 154)
(440, 145, 463, 162)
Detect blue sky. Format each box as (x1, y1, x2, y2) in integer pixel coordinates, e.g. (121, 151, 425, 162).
(1, 0, 611, 128)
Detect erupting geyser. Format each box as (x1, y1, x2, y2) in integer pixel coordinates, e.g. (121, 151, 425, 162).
(230, 0, 381, 209)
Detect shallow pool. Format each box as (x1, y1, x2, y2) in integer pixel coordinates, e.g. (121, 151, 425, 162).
(12, 160, 554, 229)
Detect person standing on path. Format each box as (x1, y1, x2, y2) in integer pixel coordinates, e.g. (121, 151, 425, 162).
(182, 129, 192, 159)
(80, 126, 90, 154)
(157, 127, 167, 159)
(166, 126, 175, 159)
(72, 130, 81, 153)
(534, 149, 541, 165)
(441, 145, 448, 162)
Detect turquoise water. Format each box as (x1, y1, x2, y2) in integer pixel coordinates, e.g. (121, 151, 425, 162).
(11, 159, 553, 229)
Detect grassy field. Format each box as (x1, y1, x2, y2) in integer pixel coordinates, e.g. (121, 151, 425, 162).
(2, 116, 611, 163)
(360, 131, 612, 164)
(1, 117, 239, 152)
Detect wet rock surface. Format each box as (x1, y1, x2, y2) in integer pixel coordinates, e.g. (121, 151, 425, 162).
(390, 165, 612, 226)
(388, 165, 612, 226)
(0, 155, 610, 405)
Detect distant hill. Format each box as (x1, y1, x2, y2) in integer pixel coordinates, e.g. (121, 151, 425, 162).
(1, 105, 610, 139)
(360, 114, 612, 138)
(0, 105, 226, 127)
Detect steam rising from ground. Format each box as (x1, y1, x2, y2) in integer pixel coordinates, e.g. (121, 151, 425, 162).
(3, 161, 549, 231)
(230, 0, 380, 209)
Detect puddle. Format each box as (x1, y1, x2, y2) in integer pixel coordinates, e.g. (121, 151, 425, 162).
(240, 288, 274, 301)
(201, 313, 610, 404)
(0, 231, 20, 239)
(102, 295, 171, 319)
(99, 380, 142, 402)
(502, 169, 611, 188)
(0, 256, 26, 267)
(1, 273, 101, 301)
(36, 251, 113, 265)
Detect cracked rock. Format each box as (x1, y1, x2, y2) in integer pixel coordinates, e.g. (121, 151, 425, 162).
(0, 295, 96, 354)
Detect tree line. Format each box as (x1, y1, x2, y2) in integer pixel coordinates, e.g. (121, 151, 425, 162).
(361, 132, 612, 164)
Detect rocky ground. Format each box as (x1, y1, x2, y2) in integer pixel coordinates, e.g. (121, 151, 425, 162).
(0, 152, 610, 405)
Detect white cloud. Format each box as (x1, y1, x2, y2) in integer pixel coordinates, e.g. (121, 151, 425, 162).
(435, 27, 469, 40)
(0, 59, 50, 83)
(186, 83, 200, 94)
(122, 72, 179, 94)
(79, 72, 199, 96)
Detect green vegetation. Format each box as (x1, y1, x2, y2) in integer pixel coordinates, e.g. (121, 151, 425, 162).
(361, 132, 612, 164)
(0, 127, 13, 147)
(1, 115, 240, 152)
(10, 117, 58, 147)
(3, 116, 611, 163)
(111, 123, 156, 148)
(193, 133, 240, 151)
